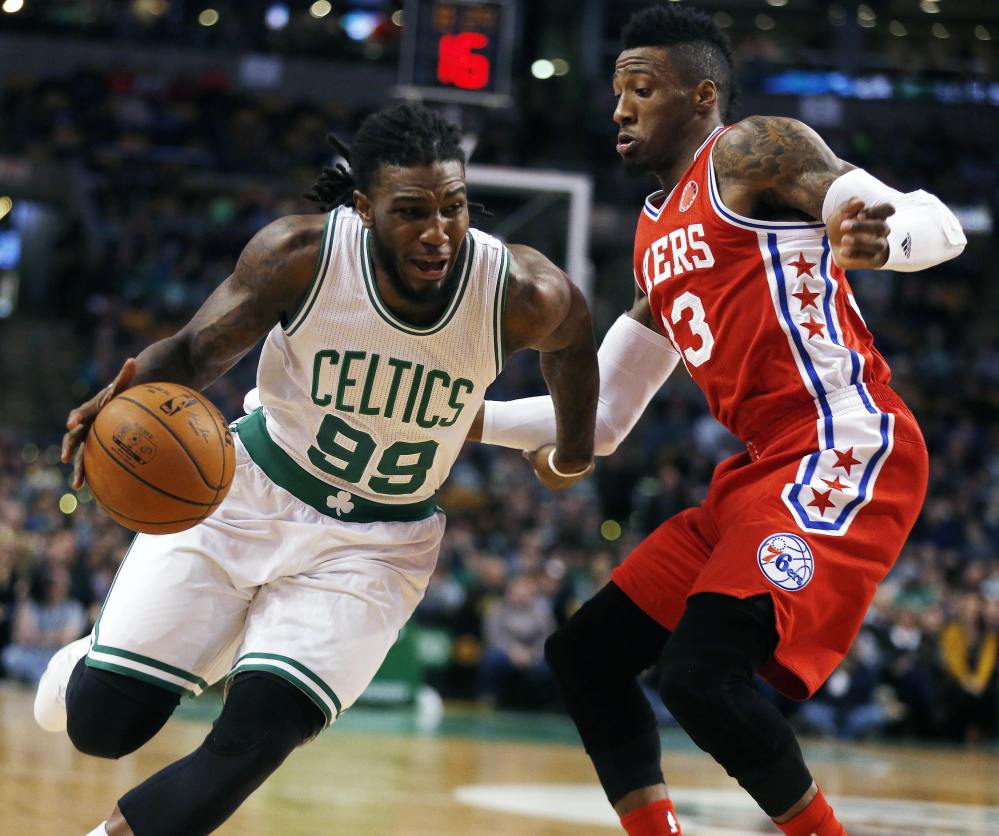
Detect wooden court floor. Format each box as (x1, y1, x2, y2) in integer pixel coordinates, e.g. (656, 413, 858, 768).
(2, 684, 998, 835)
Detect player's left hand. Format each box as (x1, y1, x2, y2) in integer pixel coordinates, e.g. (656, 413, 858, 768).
(523, 444, 594, 490)
(61, 357, 137, 490)
(826, 198, 895, 270)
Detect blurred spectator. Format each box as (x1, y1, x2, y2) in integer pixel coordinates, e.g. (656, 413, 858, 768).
(1, 564, 86, 684)
(938, 593, 999, 742)
(479, 574, 556, 709)
(440, 553, 508, 699)
(797, 638, 902, 740)
(878, 605, 941, 737)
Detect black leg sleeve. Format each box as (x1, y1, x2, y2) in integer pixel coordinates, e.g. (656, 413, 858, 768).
(65, 660, 180, 759)
(658, 592, 813, 817)
(544, 581, 671, 805)
(119, 673, 325, 836)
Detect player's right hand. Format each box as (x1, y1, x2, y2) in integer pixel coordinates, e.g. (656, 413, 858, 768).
(827, 198, 895, 270)
(523, 444, 594, 490)
(61, 358, 137, 490)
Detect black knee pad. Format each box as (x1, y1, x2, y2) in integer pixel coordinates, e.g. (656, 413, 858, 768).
(658, 592, 777, 713)
(205, 672, 325, 758)
(65, 659, 180, 760)
(658, 593, 811, 816)
(545, 581, 669, 688)
(545, 583, 671, 805)
(119, 673, 325, 836)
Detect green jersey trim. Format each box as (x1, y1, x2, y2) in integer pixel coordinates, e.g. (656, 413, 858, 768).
(359, 230, 474, 336)
(234, 409, 440, 523)
(230, 652, 342, 726)
(86, 658, 190, 696)
(492, 246, 511, 376)
(285, 208, 339, 336)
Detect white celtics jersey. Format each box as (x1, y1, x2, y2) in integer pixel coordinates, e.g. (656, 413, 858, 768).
(238, 207, 509, 521)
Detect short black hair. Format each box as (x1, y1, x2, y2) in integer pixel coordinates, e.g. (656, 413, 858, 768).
(306, 103, 466, 210)
(622, 4, 737, 121)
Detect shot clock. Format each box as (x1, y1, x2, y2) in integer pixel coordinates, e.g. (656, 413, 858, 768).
(397, 0, 515, 107)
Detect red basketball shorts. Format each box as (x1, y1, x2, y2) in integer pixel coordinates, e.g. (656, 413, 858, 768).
(612, 385, 928, 700)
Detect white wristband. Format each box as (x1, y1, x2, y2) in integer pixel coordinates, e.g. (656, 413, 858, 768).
(547, 447, 591, 478)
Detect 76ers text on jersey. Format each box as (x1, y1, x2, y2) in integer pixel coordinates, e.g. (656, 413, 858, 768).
(640, 223, 715, 289)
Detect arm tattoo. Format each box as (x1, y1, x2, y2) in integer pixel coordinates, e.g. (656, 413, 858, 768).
(714, 116, 852, 220)
(133, 217, 321, 392)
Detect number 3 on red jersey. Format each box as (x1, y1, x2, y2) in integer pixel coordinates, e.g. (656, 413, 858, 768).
(664, 291, 714, 367)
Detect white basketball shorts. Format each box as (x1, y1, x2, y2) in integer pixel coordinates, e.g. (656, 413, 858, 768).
(86, 434, 445, 727)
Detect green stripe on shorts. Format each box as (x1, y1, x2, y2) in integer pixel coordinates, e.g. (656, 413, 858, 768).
(229, 652, 341, 725)
(90, 642, 208, 691)
(85, 657, 190, 696)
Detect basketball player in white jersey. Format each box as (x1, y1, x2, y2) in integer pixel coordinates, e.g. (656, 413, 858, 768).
(35, 103, 598, 836)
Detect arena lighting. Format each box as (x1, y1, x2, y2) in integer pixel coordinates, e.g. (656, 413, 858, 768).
(713, 11, 732, 28)
(932, 23, 949, 39)
(889, 20, 907, 37)
(551, 58, 569, 77)
(391, 9, 403, 26)
(198, 7, 219, 26)
(975, 25, 991, 41)
(309, 0, 331, 19)
(766, 0, 788, 7)
(600, 520, 622, 542)
(264, 3, 289, 30)
(1, 0, 24, 14)
(919, 0, 940, 13)
(0, 196, 12, 221)
(755, 13, 775, 31)
(133, 0, 168, 17)
(531, 59, 554, 80)
(858, 4, 875, 22)
(342, 11, 380, 41)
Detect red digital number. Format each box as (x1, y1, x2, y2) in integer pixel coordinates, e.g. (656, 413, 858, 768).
(437, 32, 490, 90)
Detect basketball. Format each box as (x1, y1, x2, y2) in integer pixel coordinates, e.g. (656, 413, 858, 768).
(82, 382, 235, 534)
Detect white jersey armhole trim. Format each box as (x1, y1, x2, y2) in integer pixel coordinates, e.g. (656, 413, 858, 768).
(285, 208, 339, 336)
(492, 245, 511, 377)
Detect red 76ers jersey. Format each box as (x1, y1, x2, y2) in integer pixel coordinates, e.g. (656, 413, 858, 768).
(634, 126, 892, 450)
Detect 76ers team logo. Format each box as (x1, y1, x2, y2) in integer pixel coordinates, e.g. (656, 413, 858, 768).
(757, 533, 814, 591)
(679, 180, 698, 212)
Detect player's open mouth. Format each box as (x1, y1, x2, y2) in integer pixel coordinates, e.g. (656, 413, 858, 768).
(616, 133, 639, 155)
(410, 258, 449, 279)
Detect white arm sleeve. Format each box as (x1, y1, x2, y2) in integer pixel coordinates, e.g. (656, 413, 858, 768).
(481, 314, 681, 456)
(821, 168, 966, 272)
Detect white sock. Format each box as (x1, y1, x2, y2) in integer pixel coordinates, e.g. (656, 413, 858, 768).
(85, 823, 108, 835)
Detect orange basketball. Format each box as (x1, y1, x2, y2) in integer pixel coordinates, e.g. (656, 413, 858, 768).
(82, 382, 235, 534)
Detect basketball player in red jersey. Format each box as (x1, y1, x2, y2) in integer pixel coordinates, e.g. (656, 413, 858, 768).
(471, 5, 966, 835)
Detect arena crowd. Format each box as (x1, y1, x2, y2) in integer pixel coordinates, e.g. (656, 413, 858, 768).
(1, 66, 996, 744)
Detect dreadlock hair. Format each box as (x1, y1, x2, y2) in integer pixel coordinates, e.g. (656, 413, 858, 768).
(622, 4, 738, 122)
(305, 102, 467, 212)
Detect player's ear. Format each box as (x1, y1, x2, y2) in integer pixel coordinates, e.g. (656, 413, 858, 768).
(354, 190, 373, 227)
(693, 79, 717, 115)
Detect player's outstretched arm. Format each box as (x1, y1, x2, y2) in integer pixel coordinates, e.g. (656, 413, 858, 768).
(714, 115, 966, 271)
(469, 283, 680, 458)
(499, 244, 598, 489)
(61, 214, 324, 488)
